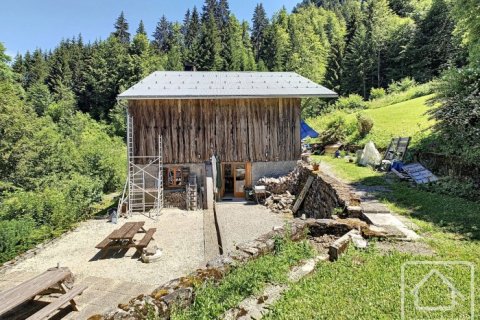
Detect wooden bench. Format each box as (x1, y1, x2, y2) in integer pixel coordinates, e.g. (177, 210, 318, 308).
(26, 284, 88, 320)
(0, 267, 87, 319)
(95, 222, 154, 258)
(136, 228, 156, 250)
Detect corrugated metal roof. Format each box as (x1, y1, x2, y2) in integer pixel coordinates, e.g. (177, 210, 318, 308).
(118, 71, 338, 100)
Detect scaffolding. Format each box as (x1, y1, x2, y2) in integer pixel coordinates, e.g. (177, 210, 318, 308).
(118, 113, 163, 218)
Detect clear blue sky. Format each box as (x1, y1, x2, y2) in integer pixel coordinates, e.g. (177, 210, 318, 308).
(0, 0, 299, 57)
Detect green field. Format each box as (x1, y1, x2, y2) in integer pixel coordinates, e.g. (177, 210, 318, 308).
(264, 158, 480, 319)
(307, 94, 436, 149)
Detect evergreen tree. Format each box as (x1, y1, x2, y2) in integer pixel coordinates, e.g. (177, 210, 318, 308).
(342, 24, 371, 98)
(241, 21, 257, 70)
(112, 11, 131, 44)
(409, 0, 460, 81)
(152, 15, 172, 52)
(166, 23, 184, 71)
(223, 15, 243, 70)
(136, 20, 147, 36)
(216, 0, 231, 31)
(264, 8, 291, 71)
(198, 10, 222, 70)
(364, 0, 395, 88)
(184, 6, 201, 67)
(182, 9, 191, 37)
(202, 0, 218, 22)
(24, 49, 48, 88)
(324, 13, 346, 93)
(251, 3, 269, 61)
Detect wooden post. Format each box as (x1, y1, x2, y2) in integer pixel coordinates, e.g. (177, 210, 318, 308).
(292, 176, 314, 214)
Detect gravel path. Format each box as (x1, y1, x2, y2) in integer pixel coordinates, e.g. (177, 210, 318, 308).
(0, 209, 206, 318)
(215, 202, 289, 253)
(3, 209, 205, 286)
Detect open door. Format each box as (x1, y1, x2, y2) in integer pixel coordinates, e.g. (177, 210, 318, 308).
(221, 162, 251, 199)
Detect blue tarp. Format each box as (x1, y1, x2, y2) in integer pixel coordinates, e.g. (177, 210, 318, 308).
(300, 120, 319, 140)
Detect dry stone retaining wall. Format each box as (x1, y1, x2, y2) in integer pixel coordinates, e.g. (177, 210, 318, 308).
(258, 162, 360, 219)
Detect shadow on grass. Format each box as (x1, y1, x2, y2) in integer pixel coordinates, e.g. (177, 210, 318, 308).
(356, 175, 480, 240)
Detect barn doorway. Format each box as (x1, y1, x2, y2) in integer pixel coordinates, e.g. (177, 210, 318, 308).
(221, 162, 251, 200)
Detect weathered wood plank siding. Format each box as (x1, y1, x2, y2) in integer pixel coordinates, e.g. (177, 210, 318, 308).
(128, 98, 301, 164)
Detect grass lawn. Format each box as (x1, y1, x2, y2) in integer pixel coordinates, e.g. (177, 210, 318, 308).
(263, 156, 480, 319)
(171, 238, 314, 320)
(307, 94, 436, 149)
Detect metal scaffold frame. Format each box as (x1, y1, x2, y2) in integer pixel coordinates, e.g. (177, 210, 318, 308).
(118, 113, 163, 218)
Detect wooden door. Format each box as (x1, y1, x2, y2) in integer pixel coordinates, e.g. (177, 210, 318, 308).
(233, 163, 246, 198)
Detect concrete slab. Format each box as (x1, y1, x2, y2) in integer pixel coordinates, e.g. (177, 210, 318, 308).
(363, 213, 420, 241)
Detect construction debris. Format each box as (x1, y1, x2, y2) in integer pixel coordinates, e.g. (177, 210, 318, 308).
(264, 192, 295, 214)
(402, 163, 438, 184)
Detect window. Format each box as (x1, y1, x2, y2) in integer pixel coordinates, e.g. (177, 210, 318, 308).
(165, 167, 187, 187)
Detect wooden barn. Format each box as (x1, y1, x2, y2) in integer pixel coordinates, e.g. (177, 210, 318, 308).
(117, 71, 337, 214)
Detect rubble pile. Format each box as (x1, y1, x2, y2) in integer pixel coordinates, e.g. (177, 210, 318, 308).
(256, 171, 298, 194)
(264, 191, 295, 214)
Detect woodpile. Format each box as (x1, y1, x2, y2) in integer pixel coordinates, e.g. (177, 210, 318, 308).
(165, 192, 186, 210)
(264, 191, 295, 214)
(257, 171, 299, 194)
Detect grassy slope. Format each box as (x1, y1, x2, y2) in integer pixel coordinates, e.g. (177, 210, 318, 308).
(307, 94, 436, 149)
(264, 157, 480, 319)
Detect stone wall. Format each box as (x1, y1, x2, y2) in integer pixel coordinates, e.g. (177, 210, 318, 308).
(294, 164, 360, 219)
(257, 162, 360, 219)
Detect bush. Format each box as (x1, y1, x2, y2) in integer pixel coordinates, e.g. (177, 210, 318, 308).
(356, 113, 374, 137)
(0, 218, 35, 262)
(388, 77, 417, 93)
(367, 82, 434, 109)
(319, 115, 357, 144)
(370, 87, 386, 100)
(335, 94, 367, 110)
(419, 176, 480, 202)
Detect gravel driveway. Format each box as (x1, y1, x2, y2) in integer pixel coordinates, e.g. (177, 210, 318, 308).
(215, 202, 290, 253)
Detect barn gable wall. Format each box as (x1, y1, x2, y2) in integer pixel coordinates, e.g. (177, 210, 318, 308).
(128, 98, 301, 164)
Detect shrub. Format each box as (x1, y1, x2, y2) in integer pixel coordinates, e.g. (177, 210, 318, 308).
(356, 113, 374, 137)
(388, 77, 417, 93)
(335, 94, 367, 110)
(0, 218, 35, 262)
(370, 87, 386, 100)
(319, 115, 357, 144)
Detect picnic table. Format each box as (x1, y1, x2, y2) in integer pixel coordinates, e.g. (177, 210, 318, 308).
(96, 221, 156, 258)
(0, 267, 87, 320)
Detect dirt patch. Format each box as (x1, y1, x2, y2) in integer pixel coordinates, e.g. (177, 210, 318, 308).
(308, 234, 339, 255)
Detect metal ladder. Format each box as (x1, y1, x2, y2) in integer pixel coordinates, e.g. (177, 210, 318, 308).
(186, 173, 197, 211)
(153, 135, 164, 216)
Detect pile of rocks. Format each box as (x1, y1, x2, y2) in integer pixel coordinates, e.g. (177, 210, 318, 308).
(257, 172, 298, 194)
(264, 191, 295, 214)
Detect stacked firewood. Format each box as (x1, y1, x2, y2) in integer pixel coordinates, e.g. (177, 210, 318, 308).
(264, 191, 296, 214)
(165, 192, 187, 210)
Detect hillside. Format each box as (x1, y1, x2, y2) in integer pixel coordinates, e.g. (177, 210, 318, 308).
(307, 94, 436, 149)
